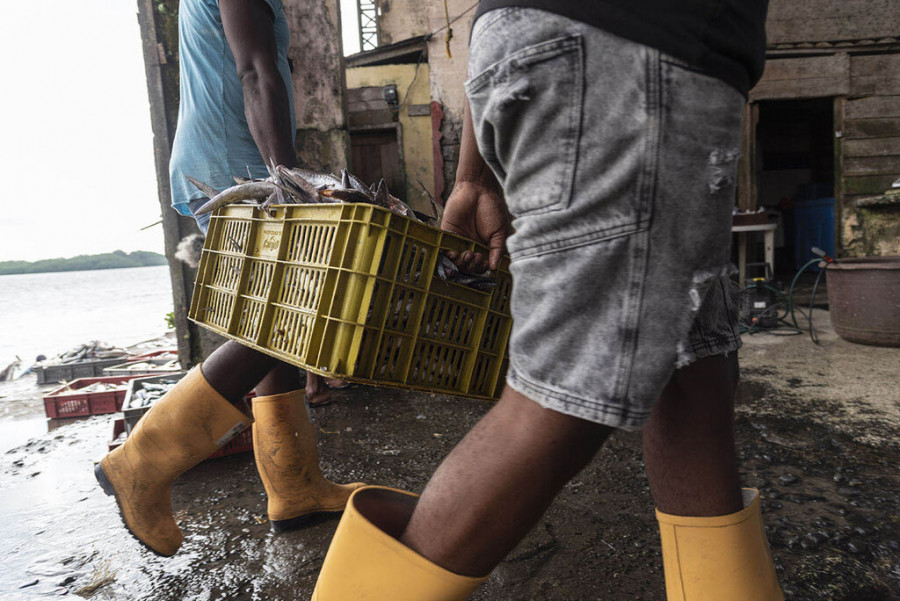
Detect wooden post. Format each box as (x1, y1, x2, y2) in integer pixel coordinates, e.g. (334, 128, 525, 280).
(738, 102, 760, 212)
(833, 96, 845, 257)
(135, 0, 218, 367)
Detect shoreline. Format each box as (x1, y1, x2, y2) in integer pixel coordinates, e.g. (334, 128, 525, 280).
(0, 331, 176, 415)
(0, 263, 169, 278)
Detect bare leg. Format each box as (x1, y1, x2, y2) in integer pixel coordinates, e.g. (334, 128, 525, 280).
(255, 360, 302, 397)
(200, 341, 289, 406)
(642, 353, 743, 516)
(305, 372, 332, 407)
(400, 387, 612, 577)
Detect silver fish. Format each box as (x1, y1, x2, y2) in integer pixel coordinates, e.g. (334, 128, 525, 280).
(259, 191, 280, 210)
(265, 158, 293, 206)
(285, 168, 342, 190)
(415, 173, 442, 225)
(375, 180, 417, 219)
(195, 181, 278, 215)
(346, 171, 372, 195)
(275, 165, 321, 203)
(185, 175, 219, 199)
(319, 188, 373, 203)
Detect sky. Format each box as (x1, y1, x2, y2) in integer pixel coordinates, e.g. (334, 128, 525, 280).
(0, 0, 361, 263)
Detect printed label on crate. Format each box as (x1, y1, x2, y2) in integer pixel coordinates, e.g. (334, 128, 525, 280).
(254, 223, 283, 258)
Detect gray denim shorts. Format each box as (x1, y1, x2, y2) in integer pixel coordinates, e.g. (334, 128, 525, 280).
(467, 8, 743, 430)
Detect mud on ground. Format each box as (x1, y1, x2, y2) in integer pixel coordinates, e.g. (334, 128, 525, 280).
(1, 310, 898, 600)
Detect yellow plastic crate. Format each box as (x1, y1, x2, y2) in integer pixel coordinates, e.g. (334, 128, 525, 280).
(188, 204, 511, 399)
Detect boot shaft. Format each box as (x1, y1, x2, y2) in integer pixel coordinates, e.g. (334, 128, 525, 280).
(656, 488, 783, 601)
(313, 486, 487, 600)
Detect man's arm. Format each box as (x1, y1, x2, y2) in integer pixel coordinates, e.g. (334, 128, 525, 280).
(442, 98, 509, 272)
(220, 0, 297, 168)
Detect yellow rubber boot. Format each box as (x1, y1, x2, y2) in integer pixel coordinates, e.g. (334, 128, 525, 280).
(94, 366, 251, 556)
(656, 488, 784, 601)
(312, 486, 488, 601)
(251, 390, 364, 531)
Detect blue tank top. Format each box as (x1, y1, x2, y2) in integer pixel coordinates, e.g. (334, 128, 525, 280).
(168, 0, 295, 216)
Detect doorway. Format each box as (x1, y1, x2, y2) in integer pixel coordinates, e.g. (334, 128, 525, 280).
(350, 128, 405, 200)
(755, 98, 835, 274)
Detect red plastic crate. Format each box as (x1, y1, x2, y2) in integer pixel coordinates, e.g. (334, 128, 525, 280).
(44, 375, 148, 419)
(108, 418, 127, 452)
(208, 426, 254, 459)
(107, 418, 253, 459)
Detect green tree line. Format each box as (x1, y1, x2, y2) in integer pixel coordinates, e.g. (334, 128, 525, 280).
(0, 250, 167, 276)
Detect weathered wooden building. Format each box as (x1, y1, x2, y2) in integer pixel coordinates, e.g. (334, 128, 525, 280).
(748, 0, 900, 258)
(366, 0, 900, 258)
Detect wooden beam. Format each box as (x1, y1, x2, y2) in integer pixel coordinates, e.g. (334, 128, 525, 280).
(349, 109, 397, 128)
(348, 98, 392, 112)
(843, 118, 900, 139)
(850, 55, 900, 96)
(766, 0, 900, 45)
(844, 96, 900, 120)
(348, 86, 389, 102)
(750, 54, 850, 101)
(843, 137, 900, 157)
(738, 103, 759, 211)
(834, 96, 845, 255)
(135, 0, 209, 367)
(842, 174, 898, 195)
(843, 155, 900, 175)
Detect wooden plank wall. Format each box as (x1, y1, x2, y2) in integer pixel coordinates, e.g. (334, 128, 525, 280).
(840, 56, 900, 203)
(748, 53, 900, 224)
(767, 0, 900, 44)
(750, 55, 850, 101)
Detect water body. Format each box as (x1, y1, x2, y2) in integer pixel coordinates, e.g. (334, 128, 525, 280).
(0, 266, 174, 452)
(0, 265, 173, 365)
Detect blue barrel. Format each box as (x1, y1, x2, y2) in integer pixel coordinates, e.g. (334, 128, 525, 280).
(793, 197, 834, 270)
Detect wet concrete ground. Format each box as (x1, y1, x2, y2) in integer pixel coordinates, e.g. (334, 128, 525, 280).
(1, 309, 898, 600)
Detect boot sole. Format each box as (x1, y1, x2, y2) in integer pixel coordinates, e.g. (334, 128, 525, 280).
(94, 462, 171, 558)
(270, 509, 344, 533)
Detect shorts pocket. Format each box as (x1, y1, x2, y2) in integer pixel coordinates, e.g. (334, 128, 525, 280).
(465, 34, 584, 216)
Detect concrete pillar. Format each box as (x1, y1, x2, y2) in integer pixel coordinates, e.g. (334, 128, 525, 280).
(285, 0, 352, 172)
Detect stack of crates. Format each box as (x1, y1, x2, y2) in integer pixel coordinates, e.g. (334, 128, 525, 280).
(35, 357, 128, 385)
(189, 204, 512, 399)
(43, 375, 146, 418)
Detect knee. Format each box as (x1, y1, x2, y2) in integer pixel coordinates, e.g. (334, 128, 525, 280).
(496, 387, 611, 466)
